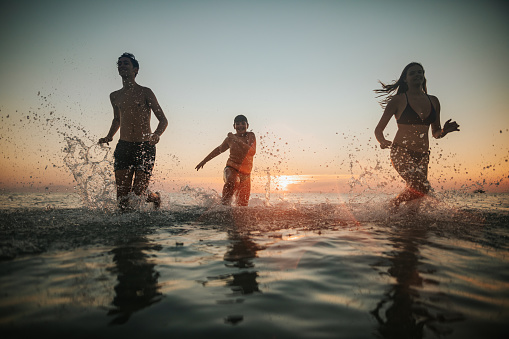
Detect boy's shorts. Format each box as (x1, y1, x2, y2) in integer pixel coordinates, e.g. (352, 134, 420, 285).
(223, 166, 250, 184)
(114, 140, 156, 175)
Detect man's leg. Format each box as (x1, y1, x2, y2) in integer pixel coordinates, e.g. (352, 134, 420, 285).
(133, 170, 150, 196)
(222, 167, 239, 205)
(115, 169, 134, 210)
(133, 170, 161, 209)
(130, 141, 160, 209)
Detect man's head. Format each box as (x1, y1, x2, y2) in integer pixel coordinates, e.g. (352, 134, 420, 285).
(117, 52, 139, 78)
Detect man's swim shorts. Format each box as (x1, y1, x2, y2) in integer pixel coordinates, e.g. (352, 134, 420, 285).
(114, 140, 156, 175)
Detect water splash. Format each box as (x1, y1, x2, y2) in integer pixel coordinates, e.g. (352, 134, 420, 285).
(264, 169, 271, 206)
(179, 185, 221, 207)
(63, 137, 116, 209)
(253, 131, 292, 193)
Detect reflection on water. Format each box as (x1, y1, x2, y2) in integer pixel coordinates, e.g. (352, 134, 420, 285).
(221, 231, 263, 325)
(107, 237, 163, 325)
(224, 230, 263, 294)
(371, 227, 464, 338)
(200, 209, 265, 325)
(1, 194, 508, 338)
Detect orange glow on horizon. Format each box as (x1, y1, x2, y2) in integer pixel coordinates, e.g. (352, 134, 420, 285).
(1, 170, 508, 194)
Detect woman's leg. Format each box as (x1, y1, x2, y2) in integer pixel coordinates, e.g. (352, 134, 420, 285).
(391, 146, 430, 206)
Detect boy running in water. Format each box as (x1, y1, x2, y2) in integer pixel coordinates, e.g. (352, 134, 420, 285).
(195, 115, 256, 206)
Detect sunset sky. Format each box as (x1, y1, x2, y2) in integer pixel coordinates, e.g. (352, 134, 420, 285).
(1, 0, 508, 194)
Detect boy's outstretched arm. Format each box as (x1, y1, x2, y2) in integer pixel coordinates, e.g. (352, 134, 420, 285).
(195, 139, 229, 171)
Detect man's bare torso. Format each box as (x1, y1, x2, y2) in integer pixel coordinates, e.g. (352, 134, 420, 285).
(111, 85, 153, 142)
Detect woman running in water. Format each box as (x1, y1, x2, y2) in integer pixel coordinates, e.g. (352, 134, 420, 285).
(374, 62, 460, 211)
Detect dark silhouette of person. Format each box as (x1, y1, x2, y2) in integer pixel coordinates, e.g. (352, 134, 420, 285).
(107, 237, 162, 325)
(371, 227, 463, 338)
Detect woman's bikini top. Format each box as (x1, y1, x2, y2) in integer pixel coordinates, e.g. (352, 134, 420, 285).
(396, 93, 437, 125)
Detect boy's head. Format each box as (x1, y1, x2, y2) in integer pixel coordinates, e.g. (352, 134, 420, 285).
(117, 52, 139, 77)
(234, 115, 248, 124)
(233, 115, 249, 133)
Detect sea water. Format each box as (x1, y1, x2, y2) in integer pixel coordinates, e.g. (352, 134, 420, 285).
(0, 189, 508, 339)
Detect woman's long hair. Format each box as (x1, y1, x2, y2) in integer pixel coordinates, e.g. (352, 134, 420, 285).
(374, 62, 427, 109)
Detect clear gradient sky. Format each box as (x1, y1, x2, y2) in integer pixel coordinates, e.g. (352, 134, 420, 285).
(1, 0, 508, 194)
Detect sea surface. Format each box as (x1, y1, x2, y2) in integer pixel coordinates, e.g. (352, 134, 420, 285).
(0, 190, 508, 339)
